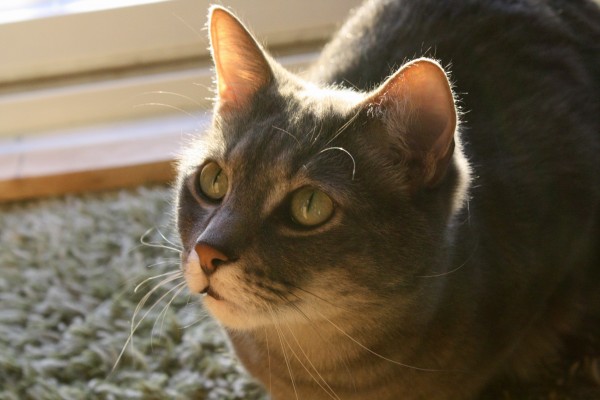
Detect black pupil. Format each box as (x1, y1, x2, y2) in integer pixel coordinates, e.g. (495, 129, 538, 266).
(212, 169, 222, 191)
(306, 190, 315, 213)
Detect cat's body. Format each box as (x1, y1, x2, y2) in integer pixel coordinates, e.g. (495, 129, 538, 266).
(175, 0, 600, 399)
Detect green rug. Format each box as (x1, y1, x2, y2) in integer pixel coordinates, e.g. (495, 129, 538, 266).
(0, 186, 265, 400)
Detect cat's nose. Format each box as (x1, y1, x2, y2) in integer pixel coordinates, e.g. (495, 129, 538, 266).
(195, 243, 229, 275)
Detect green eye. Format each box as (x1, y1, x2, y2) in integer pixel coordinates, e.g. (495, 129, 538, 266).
(199, 162, 228, 200)
(290, 187, 334, 227)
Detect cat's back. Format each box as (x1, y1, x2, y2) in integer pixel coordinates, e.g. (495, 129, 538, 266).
(313, 0, 600, 98)
(308, 2, 600, 388)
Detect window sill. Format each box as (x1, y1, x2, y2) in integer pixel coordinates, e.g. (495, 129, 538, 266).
(0, 114, 203, 202)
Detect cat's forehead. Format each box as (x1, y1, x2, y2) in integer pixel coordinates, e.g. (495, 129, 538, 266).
(224, 85, 362, 176)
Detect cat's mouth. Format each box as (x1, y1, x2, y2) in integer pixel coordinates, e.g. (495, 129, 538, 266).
(201, 285, 224, 301)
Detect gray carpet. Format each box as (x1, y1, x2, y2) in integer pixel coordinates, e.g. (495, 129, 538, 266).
(1, 186, 598, 400)
(0, 186, 265, 400)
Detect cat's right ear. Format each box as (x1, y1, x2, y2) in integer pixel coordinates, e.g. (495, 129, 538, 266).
(209, 6, 273, 113)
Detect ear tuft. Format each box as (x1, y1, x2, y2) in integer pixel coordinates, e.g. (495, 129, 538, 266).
(209, 6, 273, 112)
(366, 59, 457, 189)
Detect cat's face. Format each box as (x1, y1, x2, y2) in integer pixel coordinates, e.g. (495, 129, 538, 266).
(175, 7, 465, 331)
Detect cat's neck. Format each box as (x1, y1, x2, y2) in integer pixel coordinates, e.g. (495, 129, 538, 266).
(225, 281, 485, 400)
(229, 309, 392, 371)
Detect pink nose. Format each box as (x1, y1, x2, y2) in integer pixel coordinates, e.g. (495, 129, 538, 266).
(195, 243, 229, 275)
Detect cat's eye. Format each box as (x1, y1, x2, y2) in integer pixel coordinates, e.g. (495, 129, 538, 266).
(290, 187, 334, 227)
(198, 161, 228, 200)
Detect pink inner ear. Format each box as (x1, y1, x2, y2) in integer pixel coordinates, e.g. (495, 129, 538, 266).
(209, 7, 273, 111)
(367, 59, 457, 188)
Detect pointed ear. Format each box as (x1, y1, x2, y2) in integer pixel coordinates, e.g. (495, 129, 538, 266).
(209, 6, 273, 112)
(367, 59, 457, 189)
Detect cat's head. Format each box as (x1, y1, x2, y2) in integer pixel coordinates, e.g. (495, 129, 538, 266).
(175, 6, 470, 330)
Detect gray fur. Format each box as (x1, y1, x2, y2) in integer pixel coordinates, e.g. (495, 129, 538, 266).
(175, 1, 600, 398)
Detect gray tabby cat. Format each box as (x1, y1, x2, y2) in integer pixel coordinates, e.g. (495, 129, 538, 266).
(175, 0, 600, 398)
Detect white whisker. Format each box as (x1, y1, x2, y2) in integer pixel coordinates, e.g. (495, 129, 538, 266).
(135, 90, 204, 108)
(133, 103, 200, 121)
(311, 124, 324, 144)
(134, 271, 182, 293)
(145, 259, 181, 269)
(181, 312, 210, 329)
(132, 274, 183, 337)
(152, 282, 188, 347)
(171, 11, 204, 40)
(417, 241, 478, 278)
(319, 147, 356, 180)
(154, 227, 183, 250)
(113, 273, 183, 371)
(268, 306, 299, 400)
(264, 327, 273, 395)
(283, 323, 341, 400)
(324, 108, 361, 147)
(280, 291, 358, 393)
(275, 320, 337, 400)
(314, 309, 444, 372)
(140, 228, 182, 254)
(273, 125, 301, 146)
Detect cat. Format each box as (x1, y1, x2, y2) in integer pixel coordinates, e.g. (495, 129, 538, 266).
(174, 0, 600, 399)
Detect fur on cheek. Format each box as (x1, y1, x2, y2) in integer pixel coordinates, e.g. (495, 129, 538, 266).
(203, 267, 275, 329)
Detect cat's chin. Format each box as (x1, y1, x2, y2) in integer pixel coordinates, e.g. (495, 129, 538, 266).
(203, 295, 273, 330)
(202, 285, 317, 330)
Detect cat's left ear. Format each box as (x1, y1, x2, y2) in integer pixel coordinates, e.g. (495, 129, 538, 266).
(366, 59, 457, 190)
(209, 6, 273, 112)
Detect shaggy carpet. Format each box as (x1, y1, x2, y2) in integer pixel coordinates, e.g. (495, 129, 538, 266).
(0, 186, 265, 400)
(1, 186, 598, 400)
